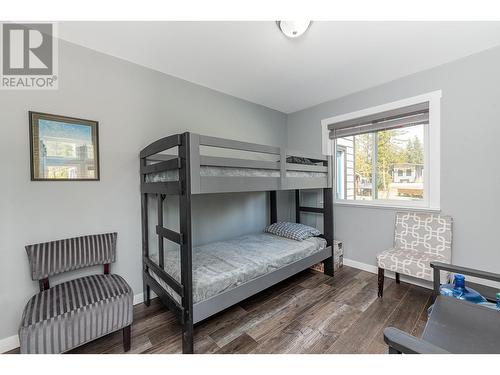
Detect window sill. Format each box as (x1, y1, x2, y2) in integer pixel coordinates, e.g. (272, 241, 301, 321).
(333, 201, 441, 212)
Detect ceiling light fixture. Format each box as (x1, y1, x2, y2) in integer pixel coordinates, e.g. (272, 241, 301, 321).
(277, 21, 311, 38)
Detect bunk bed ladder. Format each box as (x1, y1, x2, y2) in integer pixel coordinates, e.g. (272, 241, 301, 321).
(140, 133, 193, 353)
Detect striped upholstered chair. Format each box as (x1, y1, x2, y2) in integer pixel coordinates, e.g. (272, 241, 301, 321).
(376, 212, 453, 297)
(19, 233, 133, 354)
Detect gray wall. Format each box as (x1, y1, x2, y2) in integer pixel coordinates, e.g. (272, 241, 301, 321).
(0, 40, 288, 341)
(287, 46, 500, 273)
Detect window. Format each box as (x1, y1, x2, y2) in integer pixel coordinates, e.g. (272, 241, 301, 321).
(335, 124, 424, 202)
(326, 91, 441, 209)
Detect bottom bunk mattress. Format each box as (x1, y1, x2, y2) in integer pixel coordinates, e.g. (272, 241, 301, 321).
(148, 233, 327, 304)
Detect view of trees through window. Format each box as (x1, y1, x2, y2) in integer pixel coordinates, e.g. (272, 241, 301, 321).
(352, 132, 373, 200)
(336, 124, 425, 202)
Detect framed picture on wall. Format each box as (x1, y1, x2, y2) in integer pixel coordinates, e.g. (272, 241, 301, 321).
(29, 111, 100, 181)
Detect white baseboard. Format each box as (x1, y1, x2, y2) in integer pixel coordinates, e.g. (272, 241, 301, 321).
(133, 291, 157, 305)
(343, 258, 378, 274)
(0, 334, 19, 354)
(343, 258, 433, 290)
(133, 292, 145, 305)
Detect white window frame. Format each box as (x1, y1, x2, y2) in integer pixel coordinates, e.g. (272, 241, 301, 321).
(321, 90, 441, 211)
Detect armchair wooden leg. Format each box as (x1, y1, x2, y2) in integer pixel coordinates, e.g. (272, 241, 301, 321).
(378, 267, 385, 298)
(395, 272, 400, 284)
(123, 325, 131, 352)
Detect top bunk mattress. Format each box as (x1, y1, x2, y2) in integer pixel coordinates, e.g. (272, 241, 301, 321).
(149, 233, 327, 304)
(145, 166, 327, 182)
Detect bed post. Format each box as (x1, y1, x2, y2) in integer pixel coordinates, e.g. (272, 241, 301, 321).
(295, 190, 300, 223)
(141, 157, 151, 306)
(270, 191, 277, 224)
(179, 132, 194, 354)
(323, 187, 334, 277)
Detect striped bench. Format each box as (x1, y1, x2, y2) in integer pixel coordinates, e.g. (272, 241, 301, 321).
(19, 233, 133, 354)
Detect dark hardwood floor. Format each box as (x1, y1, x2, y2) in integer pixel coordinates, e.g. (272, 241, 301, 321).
(7, 266, 432, 354)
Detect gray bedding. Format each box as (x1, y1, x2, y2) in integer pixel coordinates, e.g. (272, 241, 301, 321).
(145, 166, 326, 182)
(149, 233, 326, 304)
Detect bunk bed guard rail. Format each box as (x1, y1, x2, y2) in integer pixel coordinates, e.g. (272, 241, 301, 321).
(140, 132, 332, 195)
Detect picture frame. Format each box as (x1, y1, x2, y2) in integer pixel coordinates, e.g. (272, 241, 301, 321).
(29, 111, 100, 181)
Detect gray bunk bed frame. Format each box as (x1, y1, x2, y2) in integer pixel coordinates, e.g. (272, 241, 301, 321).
(140, 132, 334, 353)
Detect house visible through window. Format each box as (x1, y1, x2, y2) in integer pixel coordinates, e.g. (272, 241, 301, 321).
(330, 101, 431, 207)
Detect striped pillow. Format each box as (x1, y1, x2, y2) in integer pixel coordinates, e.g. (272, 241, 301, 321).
(265, 222, 321, 241)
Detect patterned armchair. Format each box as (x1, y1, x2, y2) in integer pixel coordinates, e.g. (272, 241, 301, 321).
(376, 212, 452, 297)
(19, 233, 133, 353)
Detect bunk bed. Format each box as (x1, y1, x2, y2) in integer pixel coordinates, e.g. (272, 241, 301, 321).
(139, 132, 334, 353)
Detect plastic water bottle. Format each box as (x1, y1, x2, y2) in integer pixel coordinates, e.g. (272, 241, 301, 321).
(439, 274, 487, 303)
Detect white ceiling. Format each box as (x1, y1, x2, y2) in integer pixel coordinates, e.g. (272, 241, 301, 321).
(59, 21, 500, 113)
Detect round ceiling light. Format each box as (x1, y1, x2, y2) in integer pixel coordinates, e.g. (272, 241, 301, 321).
(277, 21, 311, 38)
